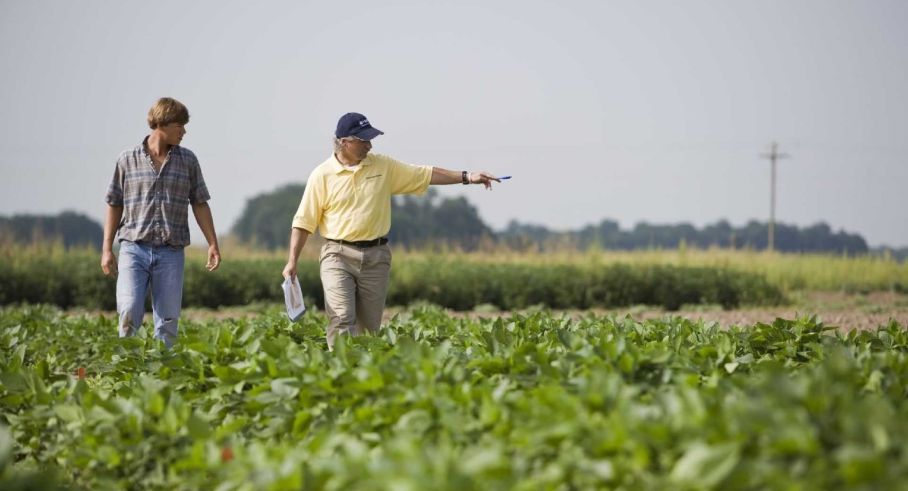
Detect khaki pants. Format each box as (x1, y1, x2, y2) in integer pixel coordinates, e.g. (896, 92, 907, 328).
(319, 242, 392, 348)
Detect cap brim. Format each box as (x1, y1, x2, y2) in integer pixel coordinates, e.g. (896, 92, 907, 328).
(354, 127, 384, 140)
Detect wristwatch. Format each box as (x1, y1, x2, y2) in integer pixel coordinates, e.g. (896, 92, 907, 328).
(462, 170, 469, 185)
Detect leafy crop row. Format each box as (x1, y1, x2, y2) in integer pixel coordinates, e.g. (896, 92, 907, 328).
(1, 305, 906, 489)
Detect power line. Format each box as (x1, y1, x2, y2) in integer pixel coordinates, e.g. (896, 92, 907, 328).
(760, 142, 789, 252)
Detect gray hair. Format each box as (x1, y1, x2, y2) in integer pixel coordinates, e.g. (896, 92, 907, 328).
(333, 137, 359, 152)
(334, 136, 367, 152)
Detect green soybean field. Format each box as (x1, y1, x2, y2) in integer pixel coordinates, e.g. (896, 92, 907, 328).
(1, 304, 906, 490)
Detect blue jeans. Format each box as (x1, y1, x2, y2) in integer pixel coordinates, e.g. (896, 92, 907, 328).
(116, 241, 185, 348)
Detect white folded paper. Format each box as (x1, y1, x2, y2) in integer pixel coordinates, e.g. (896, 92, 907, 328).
(282, 276, 306, 322)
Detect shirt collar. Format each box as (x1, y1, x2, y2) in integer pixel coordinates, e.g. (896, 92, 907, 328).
(139, 136, 151, 158)
(330, 153, 373, 174)
(140, 135, 176, 159)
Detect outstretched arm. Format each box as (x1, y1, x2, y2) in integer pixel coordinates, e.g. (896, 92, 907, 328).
(430, 167, 501, 190)
(191, 202, 221, 271)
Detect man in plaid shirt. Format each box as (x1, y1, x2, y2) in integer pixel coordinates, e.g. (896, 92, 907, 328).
(101, 97, 221, 348)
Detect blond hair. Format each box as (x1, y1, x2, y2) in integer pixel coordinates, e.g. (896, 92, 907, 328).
(147, 97, 189, 129)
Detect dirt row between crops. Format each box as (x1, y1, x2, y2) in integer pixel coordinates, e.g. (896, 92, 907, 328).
(615, 292, 907, 331)
(597, 307, 907, 332)
(169, 292, 908, 331)
(388, 292, 908, 332)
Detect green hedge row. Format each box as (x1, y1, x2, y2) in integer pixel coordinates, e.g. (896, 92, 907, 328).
(0, 253, 784, 310)
(390, 260, 785, 310)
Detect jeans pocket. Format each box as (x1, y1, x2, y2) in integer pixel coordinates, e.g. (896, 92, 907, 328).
(118, 240, 139, 259)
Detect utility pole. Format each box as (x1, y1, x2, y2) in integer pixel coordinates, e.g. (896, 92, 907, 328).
(760, 142, 788, 252)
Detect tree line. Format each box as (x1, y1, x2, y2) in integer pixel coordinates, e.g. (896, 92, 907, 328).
(3, 185, 903, 259)
(502, 218, 872, 255)
(0, 212, 102, 249)
(229, 184, 883, 256)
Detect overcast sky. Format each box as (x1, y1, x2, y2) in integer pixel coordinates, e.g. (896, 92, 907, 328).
(2, 0, 906, 247)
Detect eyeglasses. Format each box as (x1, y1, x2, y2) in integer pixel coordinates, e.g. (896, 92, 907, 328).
(343, 135, 370, 143)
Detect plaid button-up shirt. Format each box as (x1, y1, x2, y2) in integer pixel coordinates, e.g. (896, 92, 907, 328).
(105, 137, 210, 247)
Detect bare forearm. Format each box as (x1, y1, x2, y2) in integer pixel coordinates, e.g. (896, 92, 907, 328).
(287, 227, 311, 263)
(431, 167, 501, 189)
(192, 202, 219, 247)
(103, 205, 123, 252)
(430, 167, 465, 185)
(101, 205, 123, 276)
(282, 227, 310, 279)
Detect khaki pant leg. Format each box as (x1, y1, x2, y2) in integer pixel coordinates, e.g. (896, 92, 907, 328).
(320, 243, 359, 348)
(355, 244, 392, 334)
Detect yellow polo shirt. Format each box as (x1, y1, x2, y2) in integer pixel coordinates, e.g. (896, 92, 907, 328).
(292, 153, 433, 241)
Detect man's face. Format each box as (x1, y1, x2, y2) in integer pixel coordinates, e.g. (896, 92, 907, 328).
(160, 123, 187, 146)
(343, 136, 372, 160)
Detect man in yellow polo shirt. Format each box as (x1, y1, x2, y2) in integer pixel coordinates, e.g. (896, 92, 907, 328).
(282, 112, 500, 348)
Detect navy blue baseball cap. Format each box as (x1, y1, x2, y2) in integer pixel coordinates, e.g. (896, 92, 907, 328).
(335, 112, 384, 140)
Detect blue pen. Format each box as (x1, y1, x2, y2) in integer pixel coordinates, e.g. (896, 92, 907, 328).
(499, 176, 512, 180)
